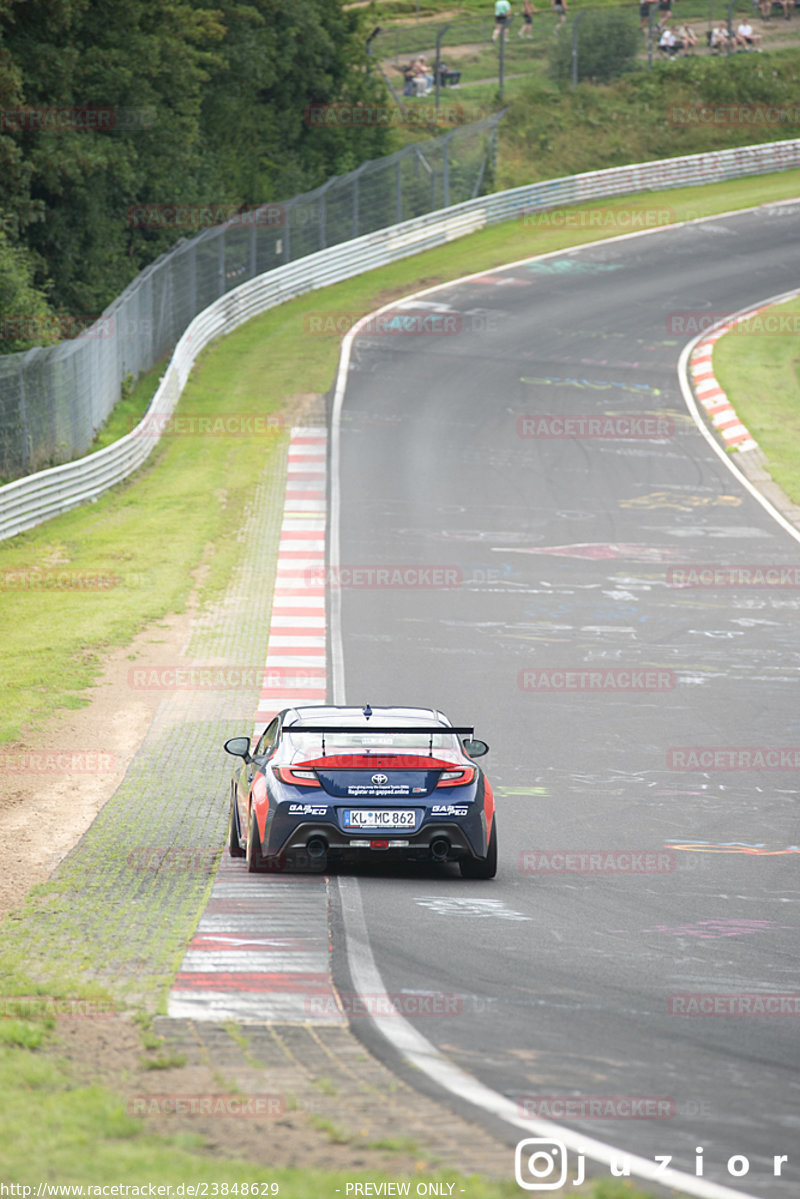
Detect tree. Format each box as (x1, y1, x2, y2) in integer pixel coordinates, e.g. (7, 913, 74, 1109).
(551, 10, 640, 85)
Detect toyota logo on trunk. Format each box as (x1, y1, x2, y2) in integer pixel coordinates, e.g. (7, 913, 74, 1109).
(371, 773, 389, 785)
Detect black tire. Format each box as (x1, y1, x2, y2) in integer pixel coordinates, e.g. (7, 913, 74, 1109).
(246, 808, 267, 873)
(459, 819, 497, 879)
(228, 792, 245, 858)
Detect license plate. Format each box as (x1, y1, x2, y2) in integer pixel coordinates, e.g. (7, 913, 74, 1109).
(343, 809, 416, 830)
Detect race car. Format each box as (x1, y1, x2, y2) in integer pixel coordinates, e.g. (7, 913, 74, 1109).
(223, 704, 497, 878)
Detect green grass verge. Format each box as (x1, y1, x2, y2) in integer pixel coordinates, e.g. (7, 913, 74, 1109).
(0, 1010, 666, 1194)
(2, 166, 800, 744)
(713, 294, 800, 501)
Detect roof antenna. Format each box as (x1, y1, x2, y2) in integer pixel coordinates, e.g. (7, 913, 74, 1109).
(363, 703, 372, 721)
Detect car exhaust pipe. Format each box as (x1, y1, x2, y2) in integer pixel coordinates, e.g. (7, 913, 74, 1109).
(430, 837, 450, 862)
(306, 836, 328, 860)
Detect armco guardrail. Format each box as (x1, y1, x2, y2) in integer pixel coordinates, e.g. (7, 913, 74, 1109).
(2, 137, 800, 542)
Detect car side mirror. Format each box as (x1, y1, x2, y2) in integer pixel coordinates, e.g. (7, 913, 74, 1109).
(224, 736, 252, 761)
(462, 737, 489, 758)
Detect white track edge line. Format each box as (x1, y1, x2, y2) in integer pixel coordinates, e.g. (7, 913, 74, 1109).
(678, 288, 800, 548)
(338, 876, 762, 1199)
(327, 214, 798, 1199)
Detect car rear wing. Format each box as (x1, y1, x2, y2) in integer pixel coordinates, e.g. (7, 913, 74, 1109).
(283, 724, 476, 755)
(284, 726, 474, 735)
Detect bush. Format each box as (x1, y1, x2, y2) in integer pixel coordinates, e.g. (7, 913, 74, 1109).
(550, 9, 641, 84)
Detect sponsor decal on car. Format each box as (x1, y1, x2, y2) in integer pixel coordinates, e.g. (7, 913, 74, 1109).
(346, 784, 412, 797)
(287, 803, 329, 815)
(431, 804, 470, 816)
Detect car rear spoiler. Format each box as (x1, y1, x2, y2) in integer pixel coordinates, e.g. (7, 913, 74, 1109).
(284, 724, 476, 755)
(284, 726, 474, 735)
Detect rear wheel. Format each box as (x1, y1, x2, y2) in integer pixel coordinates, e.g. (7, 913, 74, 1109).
(246, 809, 267, 873)
(459, 820, 497, 879)
(228, 791, 245, 858)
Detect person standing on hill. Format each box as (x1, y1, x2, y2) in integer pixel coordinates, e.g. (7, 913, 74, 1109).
(493, 0, 512, 41)
(519, 0, 538, 36)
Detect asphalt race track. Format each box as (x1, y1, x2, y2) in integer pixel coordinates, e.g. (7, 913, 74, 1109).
(328, 202, 800, 1196)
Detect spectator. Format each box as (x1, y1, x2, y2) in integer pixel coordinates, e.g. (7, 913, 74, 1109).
(401, 62, 416, 96)
(679, 21, 698, 50)
(657, 0, 673, 28)
(640, 0, 657, 30)
(709, 22, 730, 50)
(737, 18, 762, 45)
(780, 0, 793, 19)
(519, 0, 538, 37)
(412, 56, 433, 94)
(552, 0, 567, 28)
(758, 0, 772, 18)
(658, 24, 681, 53)
(493, 0, 512, 41)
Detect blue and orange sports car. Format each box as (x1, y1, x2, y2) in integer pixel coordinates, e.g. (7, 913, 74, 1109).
(224, 704, 497, 878)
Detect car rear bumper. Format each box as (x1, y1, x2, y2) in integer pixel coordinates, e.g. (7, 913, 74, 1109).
(271, 819, 485, 861)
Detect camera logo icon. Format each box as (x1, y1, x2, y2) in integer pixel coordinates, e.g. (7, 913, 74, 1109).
(514, 1139, 569, 1190)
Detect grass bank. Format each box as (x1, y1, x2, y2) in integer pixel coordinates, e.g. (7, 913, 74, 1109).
(713, 293, 800, 501)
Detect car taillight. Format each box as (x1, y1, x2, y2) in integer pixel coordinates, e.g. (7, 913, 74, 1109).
(437, 767, 476, 788)
(273, 766, 321, 787)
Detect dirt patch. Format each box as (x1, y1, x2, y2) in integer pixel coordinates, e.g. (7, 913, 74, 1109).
(0, 609, 193, 920)
(0, 392, 326, 924)
(55, 1012, 512, 1176)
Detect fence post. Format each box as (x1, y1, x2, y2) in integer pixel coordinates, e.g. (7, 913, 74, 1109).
(727, 0, 737, 54)
(435, 24, 450, 112)
(443, 133, 450, 208)
(648, 3, 656, 67)
(571, 10, 587, 87)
